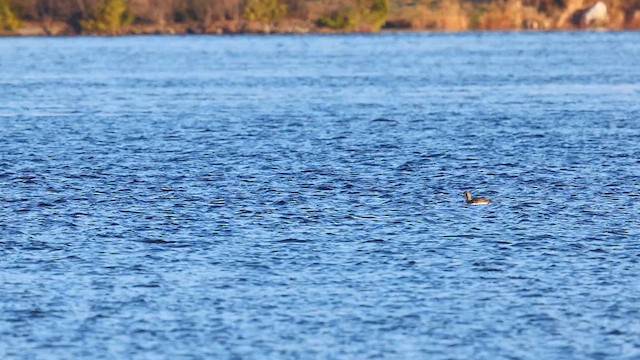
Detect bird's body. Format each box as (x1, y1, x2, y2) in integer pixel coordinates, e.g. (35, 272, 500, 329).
(463, 191, 492, 205)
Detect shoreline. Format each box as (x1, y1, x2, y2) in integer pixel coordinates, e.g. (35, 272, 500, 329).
(3, 0, 640, 38)
(1, 20, 635, 38)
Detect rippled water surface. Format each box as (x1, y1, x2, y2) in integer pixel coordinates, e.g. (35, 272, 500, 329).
(1, 33, 640, 359)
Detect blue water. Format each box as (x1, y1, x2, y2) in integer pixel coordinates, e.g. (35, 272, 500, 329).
(1, 33, 640, 359)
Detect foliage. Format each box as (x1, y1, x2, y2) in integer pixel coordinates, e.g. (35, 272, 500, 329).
(317, 0, 390, 31)
(469, 10, 482, 29)
(360, 0, 390, 30)
(0, 0, 21, 31)
(244, 0, 288, 23)
(4, 0, 640, 33)
(317, 6, 361, 30)
(81, 0, 133, 34)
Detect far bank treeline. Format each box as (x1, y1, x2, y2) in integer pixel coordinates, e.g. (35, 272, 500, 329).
(1, 0, 640, 36)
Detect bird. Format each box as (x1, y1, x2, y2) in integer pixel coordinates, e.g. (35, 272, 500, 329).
(463, 191, 492, 205)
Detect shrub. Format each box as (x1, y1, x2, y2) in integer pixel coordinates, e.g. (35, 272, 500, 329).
(317, 6, 361, 30)
(81, 0, 133, 34)
(244, 0, 288, 23)
(317, 0, 390, 31)
(360, 0, 390, 30)
(469, 10, 482, 29)
(0, 0, 21, 31)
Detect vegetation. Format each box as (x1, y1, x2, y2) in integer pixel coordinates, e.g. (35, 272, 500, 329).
(2, 0, 640, 35)
(317, 6, 361, 30)
(0, 0, 20, 31)
(244, 0, 288, 23)
(361, 0, 391, 30)
(318, 0, 390, 31)
(81, 0, 133, 34)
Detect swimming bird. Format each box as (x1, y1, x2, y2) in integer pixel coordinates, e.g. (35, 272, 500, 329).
(463, 191, 492, 205)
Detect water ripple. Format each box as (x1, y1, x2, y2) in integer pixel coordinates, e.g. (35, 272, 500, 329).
(1, 33, 640, 359)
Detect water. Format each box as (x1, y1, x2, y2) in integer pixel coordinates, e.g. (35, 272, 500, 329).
(1, 33, 640, 359)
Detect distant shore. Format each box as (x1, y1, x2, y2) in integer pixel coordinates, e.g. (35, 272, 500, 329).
(2, 20, 639, 38)
(2, 0, 640, 37)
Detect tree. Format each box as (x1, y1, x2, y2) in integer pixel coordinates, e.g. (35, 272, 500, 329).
(244, 0, 288, 23)
(0, 0, 21, 31)
(81, 0, 132, 34)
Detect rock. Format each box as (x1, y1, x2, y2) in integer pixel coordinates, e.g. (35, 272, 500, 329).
(523, 19, 540, 29)
(154, 27, 176, 35)
(625, 10, 640, 29)
(15, 23, 48, 36)
(582, 1, 608, 27)
(383, 19, 413, 30)
(242, 21, 272, 34)
(557, 0, 585, 28)
(40, 21, 70, 36)
(186, 25, 204, 34)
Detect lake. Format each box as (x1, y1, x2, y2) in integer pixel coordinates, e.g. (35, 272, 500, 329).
(1, 33, 640, 359)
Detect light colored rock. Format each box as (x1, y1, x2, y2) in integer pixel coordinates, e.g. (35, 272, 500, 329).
(583, 1, 608, 27)
(16, 25, 47, 36)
